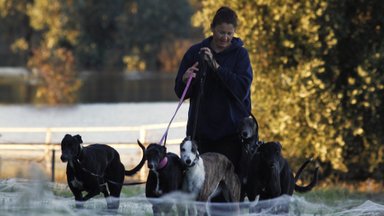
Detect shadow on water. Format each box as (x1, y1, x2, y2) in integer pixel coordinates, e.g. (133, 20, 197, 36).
(1, 176, 384, 216)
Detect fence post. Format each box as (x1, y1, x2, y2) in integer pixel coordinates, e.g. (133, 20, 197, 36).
(44, 128, 52, 172)
(139, 126, 146, 143)
(51, 149, 55, 182)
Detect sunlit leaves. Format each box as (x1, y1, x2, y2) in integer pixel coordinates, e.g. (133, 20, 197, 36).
(10, 38, 28, 52)
(123, 55, 146, 72)
(27, 47, 81, 104)
(26, 0, 79, 49)
(194, 0, 384, 177)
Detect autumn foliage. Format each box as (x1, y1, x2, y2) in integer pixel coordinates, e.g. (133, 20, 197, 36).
(193, 0, 384, 181)
(27, 47, 81, 104)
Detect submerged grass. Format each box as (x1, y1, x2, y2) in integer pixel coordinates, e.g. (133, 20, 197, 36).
(50, 181, 384, 203)
(298, 186, 384, 206)
(3, 178, 383, 215)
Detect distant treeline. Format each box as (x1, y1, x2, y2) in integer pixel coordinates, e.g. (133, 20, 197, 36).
(0, 0, 201, 72)
(0, 0, 203, 104)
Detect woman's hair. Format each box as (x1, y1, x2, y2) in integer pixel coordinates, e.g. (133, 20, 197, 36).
(210, 6, 238, 29)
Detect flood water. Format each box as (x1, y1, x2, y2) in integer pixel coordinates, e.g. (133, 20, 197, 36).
(1, 103, 384, 215)
(1, 177, 384, 216)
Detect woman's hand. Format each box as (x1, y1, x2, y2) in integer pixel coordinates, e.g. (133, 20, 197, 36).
(200, 47, 219, 70)
(183, 62, 199, 83)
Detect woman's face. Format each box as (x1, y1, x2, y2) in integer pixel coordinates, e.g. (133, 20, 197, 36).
(211, 22, 236, 51)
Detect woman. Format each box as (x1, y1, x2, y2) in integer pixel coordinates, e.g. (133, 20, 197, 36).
(174, 6, 253, 173)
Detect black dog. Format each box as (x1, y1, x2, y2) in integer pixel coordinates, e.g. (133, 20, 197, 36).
(237, 116, 260, 201)
(246, 141, 319, 202)
(60, 134, 146, 209)
(141, 141, 184, 215)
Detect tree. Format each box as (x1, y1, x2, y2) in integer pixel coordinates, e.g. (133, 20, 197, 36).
(115, 0, 195, 71)
(28, 46, 80, 104)
(0, 0, 81, 104)
(0, 0, 33, 66)
(193, 0, 384, 181)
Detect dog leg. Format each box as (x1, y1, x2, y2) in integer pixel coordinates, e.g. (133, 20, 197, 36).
(187, 203, 197, 216)
(74, 197, 85, 209)
(82, 190, 100, 201)
(152, 170, 163, 196)
(176, 202, 186, 216)
(70, 188, 85, 208)
(151, 204, 163, 216)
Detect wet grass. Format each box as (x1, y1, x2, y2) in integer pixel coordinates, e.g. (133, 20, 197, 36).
(297, 186, 384, 205)
(50, 181, 384, 203)
(2, 178, 384, 216)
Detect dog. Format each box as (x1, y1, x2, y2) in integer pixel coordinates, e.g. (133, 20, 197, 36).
(237, 116, 260, 201)
(141, 141, 184, 215)
(246, 141, 319, 202)
(60, 134, 146, 209)
(180, 137, 241, 215)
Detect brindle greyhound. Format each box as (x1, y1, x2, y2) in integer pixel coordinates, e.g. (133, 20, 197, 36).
(180, 137, 241, 215)
(142, 141, 184, 216)
(60, 134, 146, 209)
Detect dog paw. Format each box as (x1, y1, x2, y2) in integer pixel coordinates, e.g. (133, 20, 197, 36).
(155, 190, 163, 196)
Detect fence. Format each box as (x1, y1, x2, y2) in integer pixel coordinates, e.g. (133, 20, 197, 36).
(0, 121, 186, 182)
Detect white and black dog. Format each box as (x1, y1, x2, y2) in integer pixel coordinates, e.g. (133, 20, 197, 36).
(60, 134, 146, 209)
(180, 137, 240, 214)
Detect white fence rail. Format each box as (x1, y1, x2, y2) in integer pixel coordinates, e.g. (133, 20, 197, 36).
(0, 121, 186, 146)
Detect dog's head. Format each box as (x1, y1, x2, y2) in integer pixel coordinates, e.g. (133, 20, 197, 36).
(144, 141, 167, 171)
(238, 116, 259, 153)
(180, 137, 199, 167)
(60, 134, 83, 162)
(255, 141, 284, 196)
(256, 141, 283, 169)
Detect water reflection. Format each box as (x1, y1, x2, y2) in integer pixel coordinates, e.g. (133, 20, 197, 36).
(1, 178, 384, 216)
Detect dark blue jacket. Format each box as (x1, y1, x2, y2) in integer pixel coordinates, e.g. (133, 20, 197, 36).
(175, 36, 253, 141)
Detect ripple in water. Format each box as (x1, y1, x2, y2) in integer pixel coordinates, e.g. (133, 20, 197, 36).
(1, 178, 384, 216)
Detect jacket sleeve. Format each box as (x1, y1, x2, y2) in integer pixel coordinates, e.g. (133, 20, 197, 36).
(174, 47, 195, 99)
(216, 48, 253, 101)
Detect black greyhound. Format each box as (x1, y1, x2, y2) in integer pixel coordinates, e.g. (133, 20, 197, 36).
(141, 141, 184, 215)
(60, 134, 146, 209)
(246, 142, 319, 202)
(237, 116, 260, 201)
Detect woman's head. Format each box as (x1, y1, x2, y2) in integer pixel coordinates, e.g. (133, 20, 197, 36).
(210, 6, 238, 52)
(210, 6, 238, 29)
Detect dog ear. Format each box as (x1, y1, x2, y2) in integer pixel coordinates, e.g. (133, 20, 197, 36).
(183, 136, 191, 142)
(160, 145, 167, 153)
(275, 142, 282, 152)
(74, 134, 83, 144)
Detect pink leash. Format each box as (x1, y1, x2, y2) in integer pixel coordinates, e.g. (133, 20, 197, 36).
(159, 74, 193, 146)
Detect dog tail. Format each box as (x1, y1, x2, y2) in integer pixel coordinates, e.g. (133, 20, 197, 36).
(294, 160, 319, 193)
(294, 158, 312, 182)
(124, 140, 146, 176)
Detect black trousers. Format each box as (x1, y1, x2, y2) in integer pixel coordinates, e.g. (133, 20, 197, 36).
(196, 133, 242, 175)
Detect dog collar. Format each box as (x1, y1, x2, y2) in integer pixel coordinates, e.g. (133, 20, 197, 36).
(158, 156, 168, 170)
